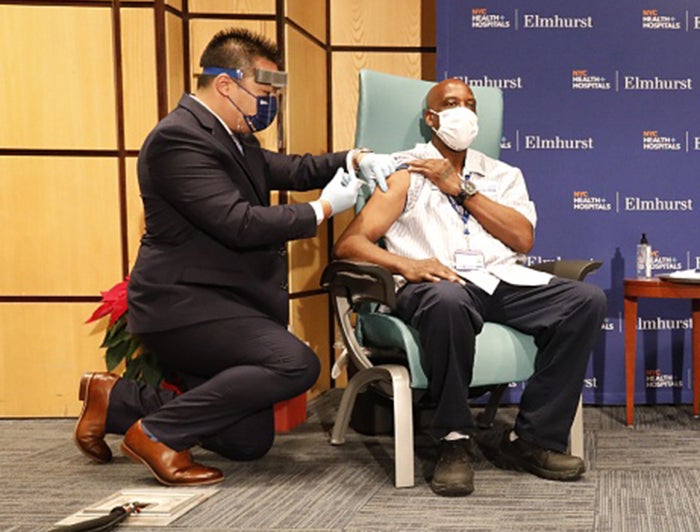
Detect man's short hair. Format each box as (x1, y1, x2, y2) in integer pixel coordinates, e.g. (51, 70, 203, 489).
(197, 27, 282, 89)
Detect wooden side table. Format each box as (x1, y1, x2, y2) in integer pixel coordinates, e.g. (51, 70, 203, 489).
(624, 278, 700, 426)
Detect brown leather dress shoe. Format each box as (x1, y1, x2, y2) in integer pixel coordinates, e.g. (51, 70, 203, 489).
(121, 420, 224, 486)
(74, 372, 120, 463)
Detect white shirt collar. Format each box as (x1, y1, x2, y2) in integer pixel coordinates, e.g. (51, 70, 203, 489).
(189, 94, 232, 134)
(190, 94, 243, 153)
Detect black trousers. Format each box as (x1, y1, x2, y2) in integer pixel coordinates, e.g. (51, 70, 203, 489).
(105, 316, 320, 460)
(395, 277, 607, 452)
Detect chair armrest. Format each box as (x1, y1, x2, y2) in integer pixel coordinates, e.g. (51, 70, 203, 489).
(529, 259, 602, 281)
(321, 260, 397, 310)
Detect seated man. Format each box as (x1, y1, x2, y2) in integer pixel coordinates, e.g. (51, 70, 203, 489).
(333, 78, 607, 497)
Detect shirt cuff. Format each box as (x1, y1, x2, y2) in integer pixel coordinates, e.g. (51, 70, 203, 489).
(346, 150, 356, 174)
(309, 200, 325, 225)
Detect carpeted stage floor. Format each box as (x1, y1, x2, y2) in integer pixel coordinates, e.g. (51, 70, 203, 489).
(2, 390, 700, 531)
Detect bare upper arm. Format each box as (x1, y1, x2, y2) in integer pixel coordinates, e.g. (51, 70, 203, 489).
(336, 169, 410, 246)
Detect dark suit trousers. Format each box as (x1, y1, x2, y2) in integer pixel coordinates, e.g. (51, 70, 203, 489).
(105, 316, 320, 460)
(394, 277, 606, 452)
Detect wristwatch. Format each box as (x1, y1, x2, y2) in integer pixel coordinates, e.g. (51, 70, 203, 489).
(453, 179, 478, 204)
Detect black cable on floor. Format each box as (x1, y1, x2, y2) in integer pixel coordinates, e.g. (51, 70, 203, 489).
(50, 502, 146, 532)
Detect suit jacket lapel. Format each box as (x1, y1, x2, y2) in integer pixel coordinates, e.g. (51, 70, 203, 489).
(178, 94, 267, 204)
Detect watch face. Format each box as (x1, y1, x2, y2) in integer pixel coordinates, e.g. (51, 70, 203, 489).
(464, 180, 477, 195)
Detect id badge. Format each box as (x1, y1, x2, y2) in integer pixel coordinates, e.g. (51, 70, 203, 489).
(454, 249, 485, 273)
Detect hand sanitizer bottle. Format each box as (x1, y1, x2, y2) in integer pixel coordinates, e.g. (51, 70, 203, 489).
(636, 233, 652, 279)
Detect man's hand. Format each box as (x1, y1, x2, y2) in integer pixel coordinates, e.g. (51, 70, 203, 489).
(398, 257, 464, 284)
(407, 159, 461, 196)
(353, 152, 397, 193)
(320, 168, 360, 217)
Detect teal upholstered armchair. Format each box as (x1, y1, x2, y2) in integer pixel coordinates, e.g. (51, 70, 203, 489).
(321, 70, 601, 488)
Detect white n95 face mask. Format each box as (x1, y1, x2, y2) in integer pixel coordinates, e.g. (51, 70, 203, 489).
(429, 106, 479, 151)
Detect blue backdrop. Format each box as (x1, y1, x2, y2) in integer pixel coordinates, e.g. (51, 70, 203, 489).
(437, 0, 700, 404)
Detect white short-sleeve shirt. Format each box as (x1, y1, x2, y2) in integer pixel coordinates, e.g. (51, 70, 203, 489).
(385, 142, 552, 293)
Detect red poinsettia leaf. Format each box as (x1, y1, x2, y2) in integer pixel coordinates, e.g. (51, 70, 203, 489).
(86, 302, 113, 324)
(108, 297, 129, 326)
(160, 380, 183, 395)
(86, 276, 131, 325)
(102, 279, 128, 304)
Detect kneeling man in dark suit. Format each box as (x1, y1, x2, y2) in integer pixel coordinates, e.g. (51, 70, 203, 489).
(75, 27, 396, 486)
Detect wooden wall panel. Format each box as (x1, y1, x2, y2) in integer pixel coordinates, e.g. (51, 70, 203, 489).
(126, 157, 145, 270)
(166, 0, 183, 11)
(289, 294, 330, 399)
(0, 5, 116, 150)
(286, 0, 326, 43)
(166, 11, 186, 113)
(189, 0, 275, 14)
(286, 27, 327, 156)
(330, 0, 434, 47)
(0, 303, 107, 417)
(0, 157, 122, 296)
(288, 191, 328, 294)
(122, 8, 159, 151)
(331, 51, 429, 151)
(284, 24, 330, 392)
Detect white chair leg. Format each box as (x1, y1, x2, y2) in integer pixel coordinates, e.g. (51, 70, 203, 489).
(386, 364, 414, 488)
(568, 394, 584, 459)
(329, 365, 414, 488)
(329, 371, 367, 445)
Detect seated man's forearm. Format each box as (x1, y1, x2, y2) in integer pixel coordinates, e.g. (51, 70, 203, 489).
(333, 235, 400, 272)
(465, 193, 534, 253)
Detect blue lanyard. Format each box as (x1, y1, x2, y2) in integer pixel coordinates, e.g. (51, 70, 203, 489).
(446, 173, 471, 235)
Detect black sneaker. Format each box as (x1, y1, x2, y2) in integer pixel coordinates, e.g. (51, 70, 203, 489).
(494, 431, 585, 481)
(430, 439, 474, 496)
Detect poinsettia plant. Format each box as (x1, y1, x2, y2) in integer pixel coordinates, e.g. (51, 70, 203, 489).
(86, 276, 164, 386)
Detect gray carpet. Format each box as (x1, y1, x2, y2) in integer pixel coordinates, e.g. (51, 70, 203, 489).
(2, 390, 700, 531)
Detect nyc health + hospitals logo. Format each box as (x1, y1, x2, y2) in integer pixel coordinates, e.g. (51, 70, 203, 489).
(642, 9, 681, 30)
(638, 130, 700, 152)
(469, 9, 594, 31)
(642, 130, 681, 151)
(470, 8, 512, 29)
(570, 192, 692, 214)
(572, 191, 612, 212)
(650, 248, 685, 272)
(572, 69, 611, 91)
(645, 369, 683, 389)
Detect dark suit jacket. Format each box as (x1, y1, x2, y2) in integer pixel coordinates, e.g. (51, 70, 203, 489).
(128, 94, 347, 333)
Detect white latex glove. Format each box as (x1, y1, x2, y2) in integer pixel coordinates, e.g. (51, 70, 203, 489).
(320, 168, 360, 216)
(355, 153, 397, 193)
